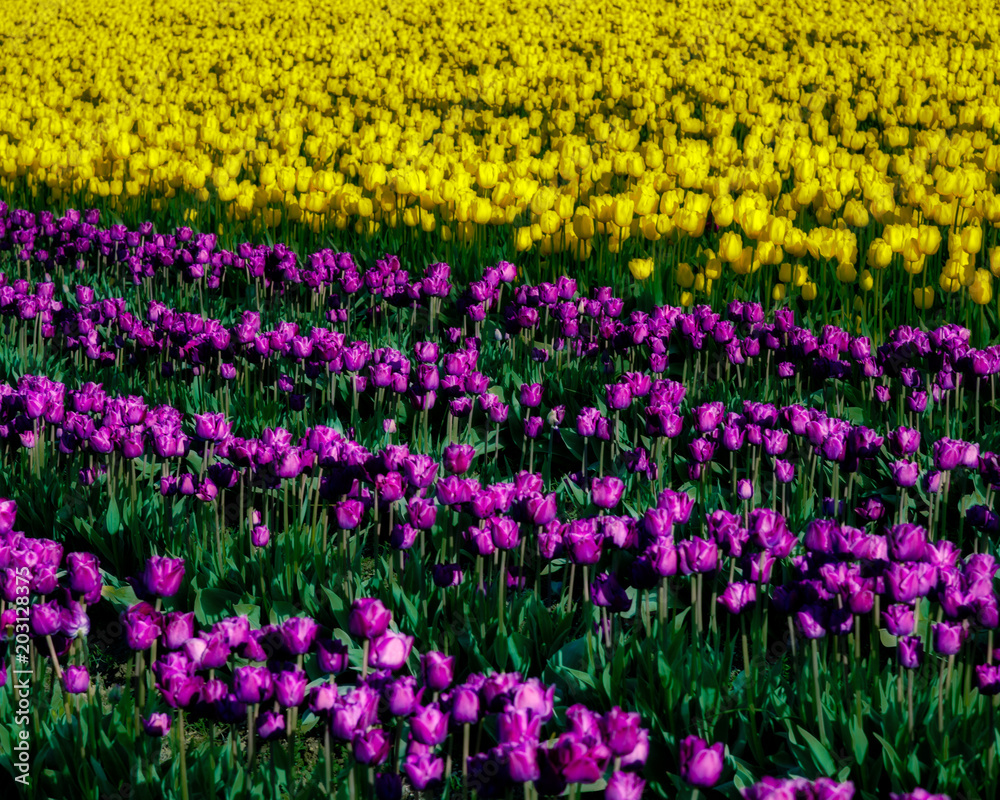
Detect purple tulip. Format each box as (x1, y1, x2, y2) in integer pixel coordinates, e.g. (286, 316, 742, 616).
(281, 617, 318, 655)
(796, 606, 827, 639)
(889, 427, 921, 457)
(932, 622, 966, 655)
(161, 612, 195, 650)
(385, 676, 424, 716)
(718, 582, 757, 615)
(443, 443, 475, 475)
(888, 524, 926, 562)
(898, 636, 923, 669)
(591, 476, 625, 509)
(354, 727, 392, 765)
(883, 605, 915, 637)
(606, 771, 646, 800)
(506, 739, 541, 782)
(933, 438, 965, 471)
(975, 664, 1000, 696)
(142, 555, 185, 598)
(369, 631, 414, 671)
(404, 748, 444, 791)
(421, 651, 454, 692)
(449, 685, 481, 724)
(602, 707, 642, 756)
(66, 552, 102, 603)
(275, 668, 307, 708)
(62, 665, 90, 694)
(891, 461, 920, 488)
(679, 735, 725, 788)
(142, 712, 172, 737)
(678, 537, 718, 574)
(234, 665, 274, 704)
(349, 599, 392, 640)
(519, 383, 543, 408)
(257, 710, 286, 740)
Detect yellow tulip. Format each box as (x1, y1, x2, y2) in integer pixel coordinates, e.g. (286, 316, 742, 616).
(913, 287, 935, 309)
(628, 258, 654, 280)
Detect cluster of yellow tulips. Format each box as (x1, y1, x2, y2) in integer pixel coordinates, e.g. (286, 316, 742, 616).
(2, 0, 1000, 316)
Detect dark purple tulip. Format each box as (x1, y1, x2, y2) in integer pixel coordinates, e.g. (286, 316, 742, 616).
(250, 525, 270, 547)
(795, 606, 827, 639)
(431, 563, 464, 587)
(349, 599, 392, 640)
(257, 710, 286, 740)
(606, 771, 646, 800)
(591, 573, 632, 613)
(591, 476, 625, 509)
(62, 665, 90, 694)
(679, 735, 725, 788)
(932, 622, 966, 655)
(421, 651, 454, 692)
(143, 712, 172, 737)
(678, 537, 718, 574)
(519, 383, 543, 408)
(374, 772, 403, 800)
(354, 727, 392, 765)
(933, 438, 965, 471)
(898, 636, 923, 669)
(975, 665, 1000, 696)
(161, 612, 195, 650)
(737, 479, 754, 501)
(689, 438, 716, 464)
(883, 605, 915, 637)
(404, 750, 444, 791)
(142, 555, 185, 598)
(234, 665, 274, 704)
(66, 552, 102, 603)
(282, 617, 319, 655)
(386, 676, 424, 716)
(443, 443, 475, 475)
(718, 582, 757, 615)
(275, 669, 307, 708)
(888, 524, 926, 562)
(891, 461, 920, 488)
(775, 461, 795, 487)
(442, 684, 477, 727)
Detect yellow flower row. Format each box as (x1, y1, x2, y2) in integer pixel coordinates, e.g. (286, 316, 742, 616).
(1, 0, 1000, 309)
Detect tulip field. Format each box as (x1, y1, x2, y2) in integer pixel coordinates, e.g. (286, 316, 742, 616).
(1, 2, 1000, 800)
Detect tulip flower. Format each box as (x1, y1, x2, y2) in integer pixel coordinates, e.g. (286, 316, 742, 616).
(679, 735, 725, 789)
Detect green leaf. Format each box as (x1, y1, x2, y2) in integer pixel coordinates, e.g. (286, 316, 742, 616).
(797, 726, 836, 775)
(105, 494, 121, 535)
(195, 587, 242, 626)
